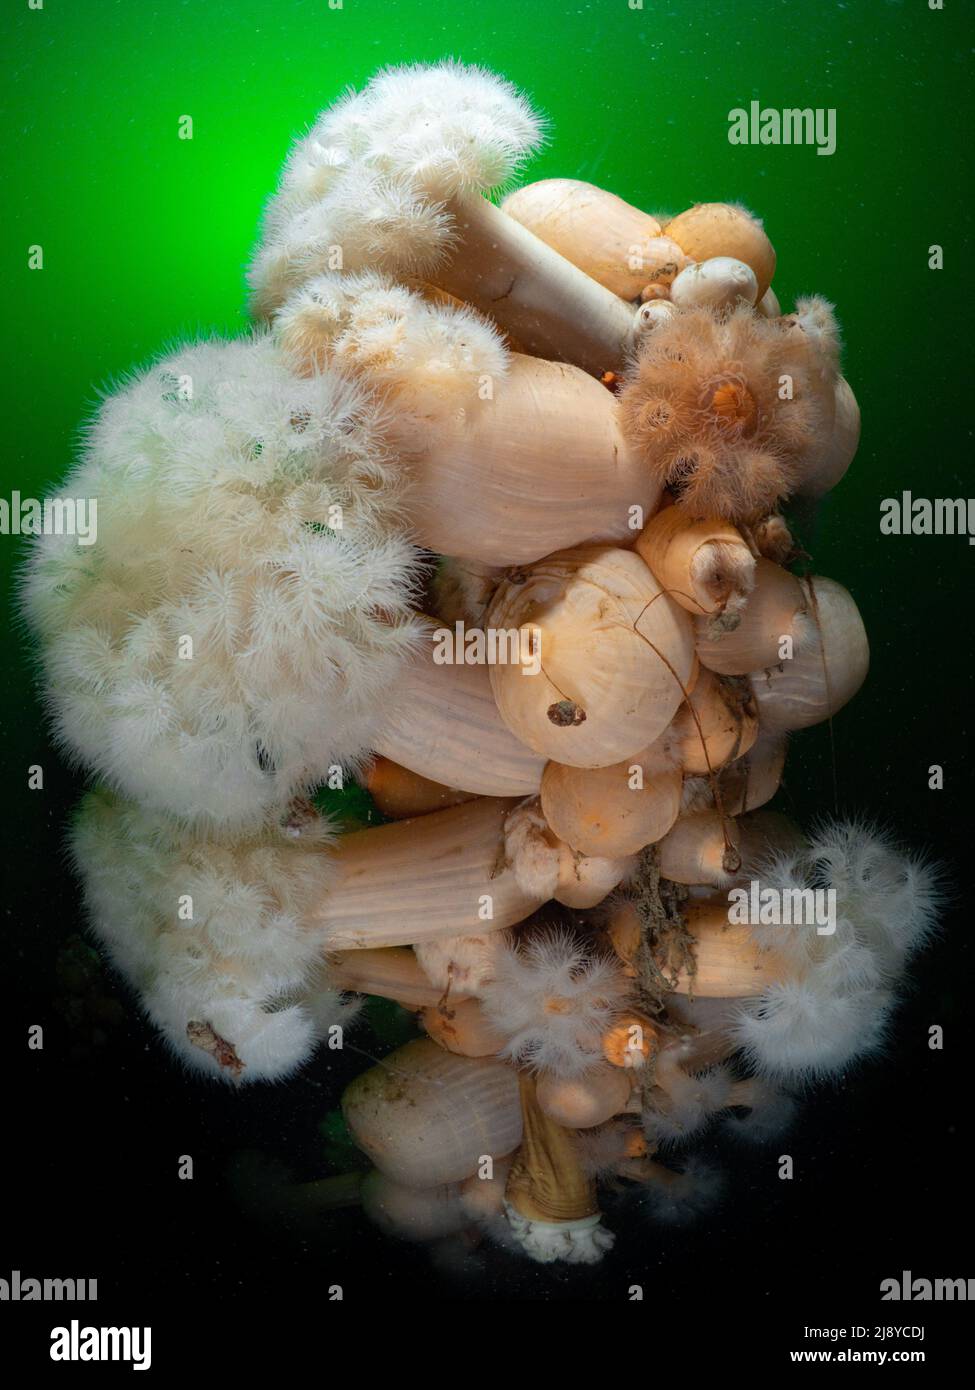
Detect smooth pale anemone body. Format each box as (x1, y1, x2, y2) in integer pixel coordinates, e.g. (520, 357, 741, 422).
(413, 932, 513, 998)
(71, 789, 357, 1082)
(22, 335, 423, 831)
(619, 301, 839, 521)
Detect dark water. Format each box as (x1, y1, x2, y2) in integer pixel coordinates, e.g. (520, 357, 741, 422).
(2, 0, 972, 1352)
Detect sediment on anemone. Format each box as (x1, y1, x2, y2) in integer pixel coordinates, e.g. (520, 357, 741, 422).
(250, 60, 545, 307)
(486, 545, 696, 767)
(728, 822, 942, 1081)
(70, 788, 359, 1083)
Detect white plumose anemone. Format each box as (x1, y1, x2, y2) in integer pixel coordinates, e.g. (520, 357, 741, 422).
(722, 1078, 797, 1142)
(643, 1065, 737, 1147)
(71, 788, 357, 1082)
(731, 821, 941, 1081)
(250, 61, 544, 317)
(636, 1156, 726, 1225)
(274, 269, 509, 418)
(481, 929, 632, 1077)
(22, 334, 423, 830)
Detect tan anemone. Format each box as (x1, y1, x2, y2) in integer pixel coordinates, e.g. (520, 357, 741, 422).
(619, 304, 838, 522)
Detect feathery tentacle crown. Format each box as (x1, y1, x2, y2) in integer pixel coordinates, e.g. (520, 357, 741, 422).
(481, 928, 633, 1077)
(619, 299, 840, 521)
(22, 335, 424, 831)
(249, 61, 545, 318)
(71, 789, 358, 1083)
(731, 822, 942, 1081)
(274, 268, 510, 418)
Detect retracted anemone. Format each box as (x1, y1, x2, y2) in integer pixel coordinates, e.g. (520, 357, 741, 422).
(664, 202, 777, 302)
(730, 821, 942, 1082)
(71, 788, 358, 1083)
(619, 302, 840, 522)
(251, 62, 641, 375)
(342, 1038, 523, 1189)
(21, 335, 424, 831)
(750, 575, 869, 732)
(501, 177, 687, 299)
(722, 1078, 797, 1143)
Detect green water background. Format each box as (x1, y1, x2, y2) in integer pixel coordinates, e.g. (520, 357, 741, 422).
(3, 0, 972, 845)
(1, 0, 972, 1308)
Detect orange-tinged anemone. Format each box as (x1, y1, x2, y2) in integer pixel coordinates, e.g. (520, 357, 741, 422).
(708, 379, 758, 434)
(602, 1014, 658, 1069)
(620, 303, 839, 522)
(622, 1129, 649, 1160)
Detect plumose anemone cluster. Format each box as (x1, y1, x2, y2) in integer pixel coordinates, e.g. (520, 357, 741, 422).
(24, 61, 939, 1268)
(23, 336, 422, 832)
